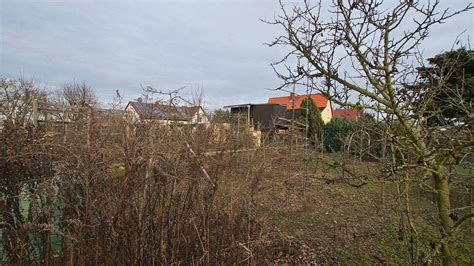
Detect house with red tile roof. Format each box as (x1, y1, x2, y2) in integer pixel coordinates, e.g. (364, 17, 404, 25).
(267, 93, 333, 124)
(332, 108, 362, 121)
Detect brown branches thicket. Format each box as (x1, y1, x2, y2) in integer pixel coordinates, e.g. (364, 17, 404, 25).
(0, 80, 295, 264)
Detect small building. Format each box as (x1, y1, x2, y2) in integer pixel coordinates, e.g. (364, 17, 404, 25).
(267, 93, 333, 124)
(333, 108, 362, 121)
(223, 103, 287, 131)
(125, 100, 208, 125)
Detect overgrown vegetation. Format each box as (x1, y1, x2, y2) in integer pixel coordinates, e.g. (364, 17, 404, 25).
(1, 1, 474, 264)
(323, 118, 352, 153)
(298, 97, 324, 144)
(0, 78, 267, 264)
(1, 75, 473, 264)
(267, 0, 473, 264)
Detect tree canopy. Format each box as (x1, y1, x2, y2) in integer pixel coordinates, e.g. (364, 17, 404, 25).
(322, 118, 352, 152)
(298, 97, 324, 143)
(417, 48, 474, 125)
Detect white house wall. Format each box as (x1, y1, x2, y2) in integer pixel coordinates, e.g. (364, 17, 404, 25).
(321, 101, 333, 124)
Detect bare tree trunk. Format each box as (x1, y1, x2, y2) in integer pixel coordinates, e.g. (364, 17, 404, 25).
(432, 168, 455, 265)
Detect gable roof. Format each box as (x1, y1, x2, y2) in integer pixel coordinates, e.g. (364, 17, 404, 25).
(267, 93, 329, 110)
(127, 101, 201, 121)
(333, 108, 361, 121)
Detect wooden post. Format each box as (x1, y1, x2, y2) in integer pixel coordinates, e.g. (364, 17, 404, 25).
(32, 98, 39, 127)
(237, 116, 240, 136)
(86, 109, 91, 148)
(342, 161, 345, 179)
(63, 124, 68, 144)
(471, 186, 473, 234)
(290, 83, 295, 154)
(63, 105, 67, 144)
(45, 112, 49, 131)
(381, 121, 387, 209)
(247, 105, 251, 127)
(320, 129, 324, 171)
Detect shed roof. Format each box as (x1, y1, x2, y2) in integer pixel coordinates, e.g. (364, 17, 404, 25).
(223, 103, 285, 109)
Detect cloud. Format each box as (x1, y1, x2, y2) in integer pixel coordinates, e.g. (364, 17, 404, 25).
(1, 0, 472, 109)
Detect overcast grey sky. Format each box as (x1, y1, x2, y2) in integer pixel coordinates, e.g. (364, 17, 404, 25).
(1, 0, 473, 110)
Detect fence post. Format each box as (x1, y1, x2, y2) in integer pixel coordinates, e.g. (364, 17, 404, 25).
(32, 98, 39, 127)
(63, 124, 67, 144)
(86, 109, 91, 148)
(471, 186, 473, 234)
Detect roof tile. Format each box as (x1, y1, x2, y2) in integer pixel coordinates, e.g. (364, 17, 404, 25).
(268, 94, 328, 110)
(333, 109, 361, 121)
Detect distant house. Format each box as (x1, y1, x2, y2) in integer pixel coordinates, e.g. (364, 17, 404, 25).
(267, 93, 333, 124)
(332, 108, 362, 121)
(125, 100, 208, 125)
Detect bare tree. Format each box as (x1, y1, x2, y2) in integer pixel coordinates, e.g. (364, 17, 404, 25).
(190, 86, 205, 107)
(142, 85, 186, 106)
(61, 81, 97, 108)
(55, 81, 97, 125)
(0, 76, 46, 127)
(267, 0, 473, 264)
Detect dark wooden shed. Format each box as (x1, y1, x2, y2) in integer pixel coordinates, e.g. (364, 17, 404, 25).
(224, 103, 287, 131)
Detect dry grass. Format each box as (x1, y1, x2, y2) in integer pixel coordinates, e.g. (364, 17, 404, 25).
(1, 121, 472, 264)
(208, 148, 473, 264)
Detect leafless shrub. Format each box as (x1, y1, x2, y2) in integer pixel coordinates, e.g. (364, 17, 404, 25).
(0, 84, 301, 264)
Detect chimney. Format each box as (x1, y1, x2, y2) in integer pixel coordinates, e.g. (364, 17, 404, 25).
(137, 97, 143, 103)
